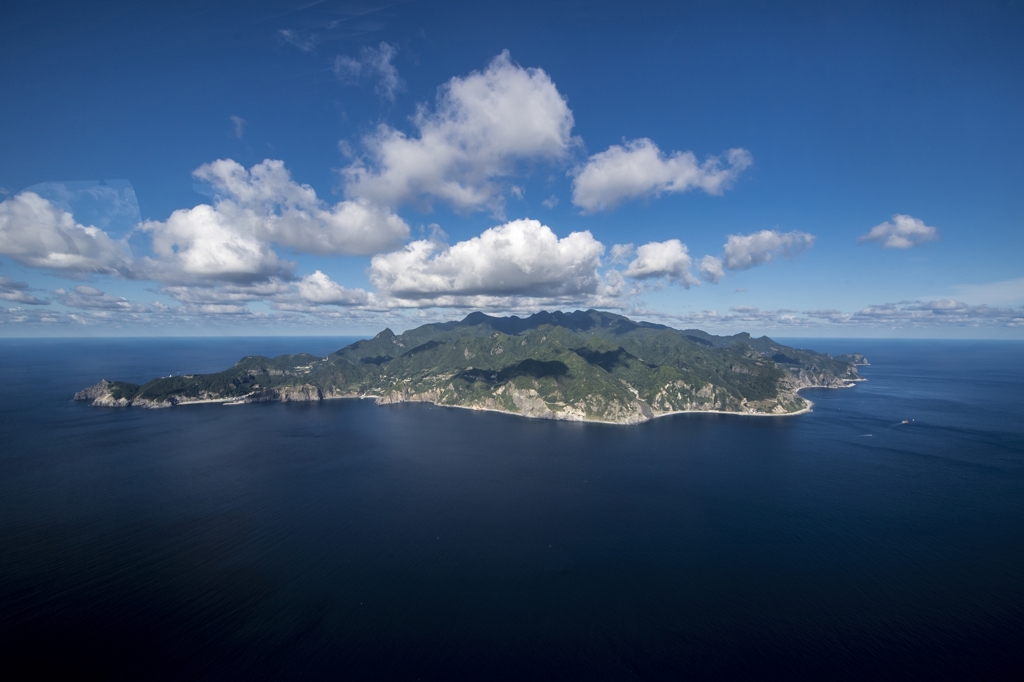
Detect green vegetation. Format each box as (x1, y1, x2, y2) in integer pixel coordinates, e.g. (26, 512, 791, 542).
(75, 310, 864, 423)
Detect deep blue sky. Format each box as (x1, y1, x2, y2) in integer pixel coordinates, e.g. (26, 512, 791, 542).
(1, 0, 1022, 336)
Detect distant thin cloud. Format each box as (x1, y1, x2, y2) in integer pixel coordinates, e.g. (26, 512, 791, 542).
(278, 29, 319, 54)
(333, 42, 403, 101)
(955, 277, 1024, 306)
(230, 115, 246, 139)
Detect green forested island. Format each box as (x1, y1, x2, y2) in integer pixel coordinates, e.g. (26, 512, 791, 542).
(75, 310, 866, 424)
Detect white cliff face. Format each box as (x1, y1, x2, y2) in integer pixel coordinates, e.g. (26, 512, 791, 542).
(275, 384, 324, 402)
(370, 383, 654, 424)
(375, 387, 442, 406)
(73, 380, 135, 407)
(508, 387, 555, 418)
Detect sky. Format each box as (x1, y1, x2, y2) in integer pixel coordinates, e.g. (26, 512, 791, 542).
(1, 0, 1022, 337)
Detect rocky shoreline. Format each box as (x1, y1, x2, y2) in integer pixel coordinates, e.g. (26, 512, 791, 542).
(73, 310, 867, 425)
(75, 375, 863, 425)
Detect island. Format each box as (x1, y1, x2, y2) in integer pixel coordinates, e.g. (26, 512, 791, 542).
(75, 310, 867, 424)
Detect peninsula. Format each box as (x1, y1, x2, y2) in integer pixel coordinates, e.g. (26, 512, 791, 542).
(75, 310, 866, 424)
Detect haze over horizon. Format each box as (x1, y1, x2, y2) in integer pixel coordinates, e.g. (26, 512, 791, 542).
(1, 0, 1022, 338)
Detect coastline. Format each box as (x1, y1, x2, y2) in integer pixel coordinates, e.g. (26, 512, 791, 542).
(365, 380, 872, 424)
(80, 379, 862, 425)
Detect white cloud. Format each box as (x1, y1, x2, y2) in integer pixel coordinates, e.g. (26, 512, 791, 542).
(21, 180, 141, 235)
(139, 159, 409, 283)
(859, 214, 938, 249)
(334, 42, 402, 101)
(369, 218, 604, 302)
(723, 230, 815, 270)
(342, 51, 575, 214)
(54, 285, 149, 312)
(658, 299, 1024, 331)
(679, 296, 1024, 329)
(295, 270, 370, 306)
(698, 255, 725, 283)
(622, 239, 699, 287)
(571, 139, 752, 213)
(161, 274, 370, 312)
(172, 303, 253, 315)
(542, 195, 559, 209)
(195, 159, 409, 255)
(853, 299, 1024, 326)
(0, 192, 132, 275)
(609, 243, 634, 264)
(161, 280, 292, 306)
(140, 202, 291, 284)
(0, 275, 48, 305)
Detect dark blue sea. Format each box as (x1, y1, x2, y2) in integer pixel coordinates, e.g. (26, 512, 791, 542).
(1, 337, 1023, 680)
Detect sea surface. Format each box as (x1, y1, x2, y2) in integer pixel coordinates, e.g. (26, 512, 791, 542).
(1, 337, 1023, 680)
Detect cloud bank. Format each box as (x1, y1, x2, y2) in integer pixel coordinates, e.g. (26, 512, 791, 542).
(55, 285, 150, 312)
(0, 275, 48, 305)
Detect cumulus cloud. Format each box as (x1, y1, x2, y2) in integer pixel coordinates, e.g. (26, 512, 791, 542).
(722, 230, 815, 270)
(54, 285, 149, 312)
(19, 180, 142, 236)
(622, 239, 699, 287)
(295, 270, 370, 306)
(698, 255, 725, 283)
(0, 275, 48, 305)
(342, 51, 575, 214)
(369, 218, 604, 303)
(859, 214, 938, 249)
(571, 139, 752, 213)
(139, 159, 409, 283)
(0, 192, 132, 275)
(140, 202, 291, 284)
(334, 42, 402, 101)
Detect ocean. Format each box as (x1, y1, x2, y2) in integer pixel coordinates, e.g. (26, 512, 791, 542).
(1, 337, 1023, 680)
